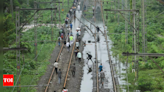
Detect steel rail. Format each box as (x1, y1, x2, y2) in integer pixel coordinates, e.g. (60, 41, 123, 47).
(44, 22, 71, 92)
(63, 37, 77, 88)
(44, 44, 64, 92)
(44, 2, 75, 90)
(81, 0, 99, 91)
(82, 15, 104, 35)
(76, 17, 95, 36)
(94, 1, 99, 92)
(99, 0, 117, 92)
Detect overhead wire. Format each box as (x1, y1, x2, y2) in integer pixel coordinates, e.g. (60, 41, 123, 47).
(12, 6, 56, 92)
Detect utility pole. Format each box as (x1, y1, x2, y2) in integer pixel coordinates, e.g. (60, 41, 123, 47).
(10, 0, 13, 19)
(142, 0, 147, 62)
(51, 0, 54, 41)
(125, 0, 128, 44)
(68, 0, 69, 9)
(27, 0, 29, 6)
(16, 7, 21, 92)
(132, 0, 138, 80)
(34, 1, 38, 61)
(59, 0, 61, 28)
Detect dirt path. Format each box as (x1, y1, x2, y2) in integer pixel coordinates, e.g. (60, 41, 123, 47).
(48, 46, 73, 92)
(37, 45, 61, 92)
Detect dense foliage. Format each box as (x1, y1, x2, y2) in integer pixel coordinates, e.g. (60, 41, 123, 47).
(103, 0, 164, 91)
(3, 0, 73, 92)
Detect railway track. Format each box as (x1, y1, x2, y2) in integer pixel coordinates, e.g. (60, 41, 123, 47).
(44, 4, 78, 92)
(44, 30, 77, 92)
(99, 0, 117, 91)
(81, 0, 118, 91)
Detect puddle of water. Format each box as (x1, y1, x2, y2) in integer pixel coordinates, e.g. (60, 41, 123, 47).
(72, 9, 128, 92)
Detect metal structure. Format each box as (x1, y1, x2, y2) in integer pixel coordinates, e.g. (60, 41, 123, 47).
(16, 7, 21, 92)
(99, 0, 117, 91)
(10, 0, 13, 18)
(34, 1, 38, 61)
(15, 3, 58, 91)
(3, 47, 28, 51)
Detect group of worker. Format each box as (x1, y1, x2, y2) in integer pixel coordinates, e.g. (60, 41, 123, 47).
(55, 0, 82, 86)
(54, 1, 105, 92)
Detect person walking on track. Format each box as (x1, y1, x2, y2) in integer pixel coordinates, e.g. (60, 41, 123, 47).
(78, 29, 81, 36)
(54, 61, 58, 74)
(99, 63, 103, 72)
(66, 42, 70, 52)
(69, 35, 74, 45)
(71, 63, 76, 77)
(69, 8, 72, 16)
(100, 69, 105, 87)
(70, 23, 73, 30)
(92, 6, 95, 16)
(74, 49, 78, 60)
(77, 4, 80, 12)
(86, 53, 93, 63)
(58, 69, 62, 84)
(78, 36, 81, 43)
(96, 26, 100, 32)
(58, 36, 62, 46)
(76, 40, 79, 49)
(77, 51, 82, 62)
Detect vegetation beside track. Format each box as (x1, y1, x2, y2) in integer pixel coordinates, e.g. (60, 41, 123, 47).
(103, 0, 164, 91)
(3, 0, 74, 92)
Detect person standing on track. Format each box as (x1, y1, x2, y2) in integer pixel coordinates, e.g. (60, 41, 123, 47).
(77, 50, 82, 62)
(58, 69, 62, 84)
(54, 61, 58, 74)
(99, 63, 103, 72)
(71, 63, 76, 77)
(100, 69, 105, 87)
(66, 42, 70, 52)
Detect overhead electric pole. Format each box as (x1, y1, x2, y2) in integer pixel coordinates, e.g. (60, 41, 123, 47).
(34, 1, 38, 61)
(59, 0, 61, 28)
(125, 0, 128, 44)
(51, 0, 54, 41)
(16, 7, 21, 92)
(10, 0, 13, 18)
(142, 0, 147, 62)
